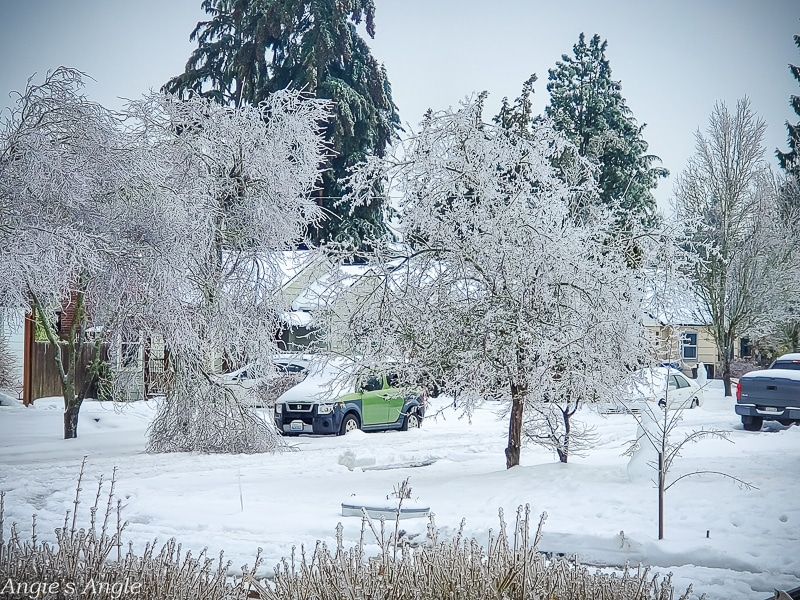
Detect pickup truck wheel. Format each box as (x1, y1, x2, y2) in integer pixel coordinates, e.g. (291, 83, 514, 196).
(339, 413, 360, 435)
(742, 416, 763, 432)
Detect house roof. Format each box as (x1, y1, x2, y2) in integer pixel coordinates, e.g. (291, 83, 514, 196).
(640, 269, 711, 327)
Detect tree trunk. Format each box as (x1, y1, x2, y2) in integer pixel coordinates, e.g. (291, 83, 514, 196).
(658, 452, 665, 540)
(557, 407, 571, 463)
(506, 383, 525, 469)
(64, 401, 81, 439)
(722, 340, 733, 397)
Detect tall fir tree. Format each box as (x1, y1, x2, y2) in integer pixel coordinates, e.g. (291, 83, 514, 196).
(494, 74, 537, 137)
(164, 0, 400, 250)
(545, 33, 667, 229)
(777, 34, 800, 177)
(776, 33, 800, 353)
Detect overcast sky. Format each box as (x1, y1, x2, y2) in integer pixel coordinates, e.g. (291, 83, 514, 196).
(1, 0, 798, 210)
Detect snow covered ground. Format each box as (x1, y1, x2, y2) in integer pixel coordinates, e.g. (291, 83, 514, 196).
(0, 381, 797, 599)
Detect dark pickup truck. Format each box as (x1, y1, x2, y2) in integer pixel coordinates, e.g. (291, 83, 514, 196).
(736, 353, 800, 431)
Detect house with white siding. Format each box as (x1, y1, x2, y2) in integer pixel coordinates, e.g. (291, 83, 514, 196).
(0, 309, 26, 401)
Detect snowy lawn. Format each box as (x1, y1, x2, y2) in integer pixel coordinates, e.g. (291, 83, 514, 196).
(0, 380, 797, 599)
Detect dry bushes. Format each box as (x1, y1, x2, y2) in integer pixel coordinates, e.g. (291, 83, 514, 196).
(256, 506, 694, 600)
(0, 458, 259, 600)
(0, 466, 695, 600)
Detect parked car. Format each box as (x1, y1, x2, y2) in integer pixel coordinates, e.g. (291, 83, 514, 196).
(274, 359, 425, 435)
(736, 353, 800, 431)
(213, 355, 311, 407)
(604, 367, 704, 414)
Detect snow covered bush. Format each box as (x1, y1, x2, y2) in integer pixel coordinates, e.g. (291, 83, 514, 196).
(325, 94, 649, 467)
(122, 90, 330, 454)
(0, 334, 16, 391)
(145, 370, 285, 454)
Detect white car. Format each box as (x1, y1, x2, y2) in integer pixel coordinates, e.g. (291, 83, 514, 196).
(212, 355, 312, 407)
(607, 367, 705, 414)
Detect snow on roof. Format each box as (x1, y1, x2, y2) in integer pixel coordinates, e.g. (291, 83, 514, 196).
(274, 251, 323, 286)
(280, 310, 314, 327)
(741, 368, 800, 382)
(640, 269, 710, 326)
(276, 356, 357, 402)
(291, 263, 372, 311)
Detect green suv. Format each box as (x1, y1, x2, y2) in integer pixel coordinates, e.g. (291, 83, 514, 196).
(274, 361, 425, 435)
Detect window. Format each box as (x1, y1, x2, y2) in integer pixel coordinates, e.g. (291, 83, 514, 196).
(672, 374, 690, 389)
(681, 332, 698, 360)
(362, 375, 383, 392)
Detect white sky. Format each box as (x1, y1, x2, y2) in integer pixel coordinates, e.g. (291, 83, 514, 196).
(1, 0, 798, 210)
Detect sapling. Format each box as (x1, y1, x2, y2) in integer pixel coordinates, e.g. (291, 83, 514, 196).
(628, 228, 757, 539)
(625, 368, 756, 540)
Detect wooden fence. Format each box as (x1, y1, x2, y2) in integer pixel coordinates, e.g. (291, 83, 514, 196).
(30, 341, 108, 402)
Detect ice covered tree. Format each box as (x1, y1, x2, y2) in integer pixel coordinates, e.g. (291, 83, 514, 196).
(128, 90, 330, 453)
(545, 33, 667, 230)
(0, 68, 174, 438)
(327, 95, 649, 467)
(164, 0, 400, 249)
(0, 333, 15, 390)
(0, 68, 330, 448)
(674, 99, 795, 397)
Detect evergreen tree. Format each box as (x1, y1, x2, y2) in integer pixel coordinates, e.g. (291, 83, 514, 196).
(777, 34, 800, 176)
(545, 33, 667, 228)
(164, 0, 400, 249)
(775, 33, 800, 354)
(493, 74, 537, 136)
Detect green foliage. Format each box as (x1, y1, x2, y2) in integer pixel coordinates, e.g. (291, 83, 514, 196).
(777, 34, 800, 176)
(33, 311, 53, 342)
(774, 35, 800, 359)
(165, 0, 401, 249)
(545, 33, 667, 229)
(493, 73, 538, 136)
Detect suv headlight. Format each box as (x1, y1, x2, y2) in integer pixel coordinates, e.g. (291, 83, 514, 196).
(317, 403, 334, 415)
(275, 404, 283, 414)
